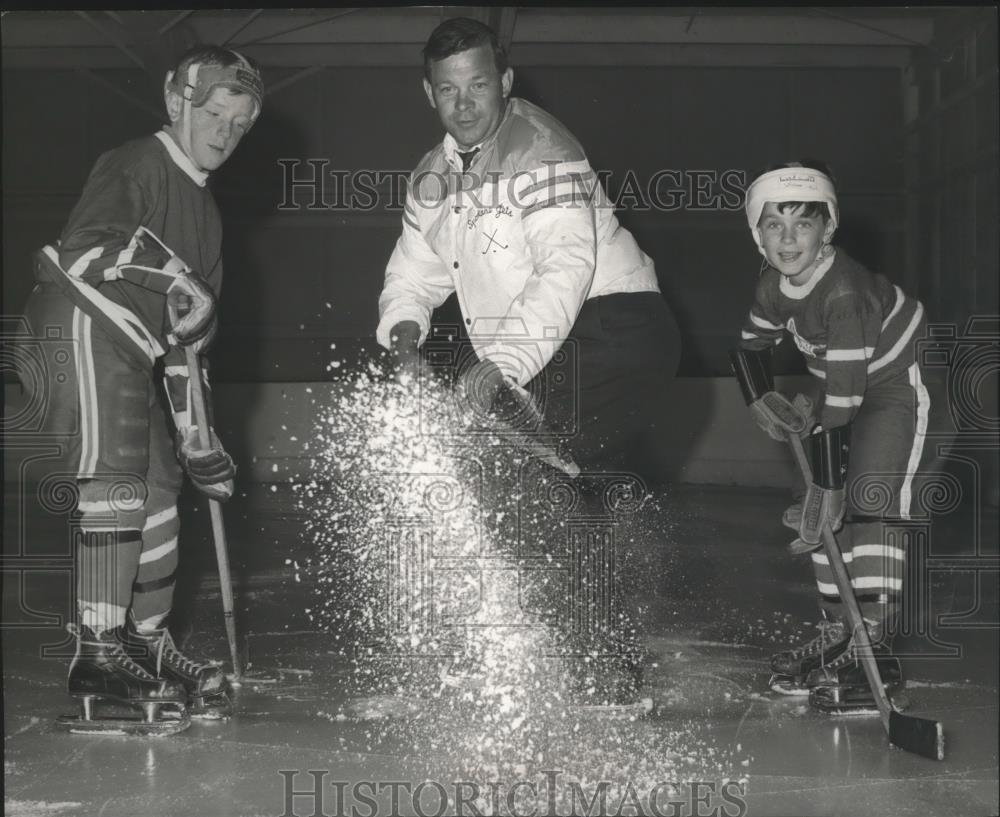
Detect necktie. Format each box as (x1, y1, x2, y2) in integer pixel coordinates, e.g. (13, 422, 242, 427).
(458, 147, 480, 173)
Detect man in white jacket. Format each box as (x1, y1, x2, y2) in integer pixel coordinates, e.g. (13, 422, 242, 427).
(378, 16, 680, 481)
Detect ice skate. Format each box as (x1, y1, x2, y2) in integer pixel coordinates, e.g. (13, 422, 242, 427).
(57, 624, 190, 736)
(768, 619, 850, 696)
(806, 638, 906, 715)
(126, 622, 233, 719)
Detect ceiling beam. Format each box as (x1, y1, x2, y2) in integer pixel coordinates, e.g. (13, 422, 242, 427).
(220, 9, 264, 47)
(2, 41, 917, 71)
(489, 7, 518, 53)
(75, 11, 145, 70)
(74, 68, 162, 120)
(157, 11, 196, 37)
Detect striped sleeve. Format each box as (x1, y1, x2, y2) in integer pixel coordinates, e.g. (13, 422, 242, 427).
(59, 170, 192, 294)
(163, 346, 211, 430)
(740, 275, 784, 351)
(376, 182, 455, 349)
(820, 293, 881, 428)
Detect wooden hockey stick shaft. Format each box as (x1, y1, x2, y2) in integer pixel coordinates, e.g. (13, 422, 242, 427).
(788, 433, 943, 759)
(185, 346, 242, 679)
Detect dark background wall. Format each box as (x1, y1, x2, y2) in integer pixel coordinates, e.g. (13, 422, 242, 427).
(2, 8, 996, 383)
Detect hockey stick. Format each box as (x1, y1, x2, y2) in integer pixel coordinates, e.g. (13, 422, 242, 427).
(185, 346, 242, 680)
(788, 433, 944, 760)
(489, 381, 580, 477)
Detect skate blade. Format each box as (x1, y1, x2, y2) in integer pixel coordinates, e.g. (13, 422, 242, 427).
(57, 713, 190, 737)
(188, 691, 234, 720)
(809, 689, 909, 716)
(768, 675, 810, 696)
(574, 696, 654, 720)
(189, 704, 232, 721)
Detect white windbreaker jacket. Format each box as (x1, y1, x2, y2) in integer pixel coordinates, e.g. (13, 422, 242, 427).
(377, 97, 659, 385)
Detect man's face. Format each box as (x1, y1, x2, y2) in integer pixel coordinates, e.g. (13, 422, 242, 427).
(172, 86, 256, 172)
(423, 44, 513, 150)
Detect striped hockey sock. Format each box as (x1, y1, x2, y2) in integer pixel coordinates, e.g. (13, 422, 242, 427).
(131, 486, 180, 632)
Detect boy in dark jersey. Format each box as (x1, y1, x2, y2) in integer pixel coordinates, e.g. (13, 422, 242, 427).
(17, 45, 262, 734)
(731, 162, 929, 713)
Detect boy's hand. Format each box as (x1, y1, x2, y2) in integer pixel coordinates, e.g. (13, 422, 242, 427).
(175, 425, 235, 501)
(795, 481, 845, 547)
(167, 273, 217, 350)
(749, 391, 811, 441)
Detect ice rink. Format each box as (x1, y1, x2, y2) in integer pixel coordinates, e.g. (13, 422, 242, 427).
(4, 482, 997, 817)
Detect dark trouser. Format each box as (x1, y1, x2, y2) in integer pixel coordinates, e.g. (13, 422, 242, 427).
(532, 291, 682, 485)
(519, 291, 680, 668)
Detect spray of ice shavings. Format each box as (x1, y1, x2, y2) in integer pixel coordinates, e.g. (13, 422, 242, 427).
(297, 367, 464, 660)
(297, 367, 746, 805)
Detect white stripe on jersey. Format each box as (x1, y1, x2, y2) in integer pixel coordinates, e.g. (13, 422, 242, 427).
(43, 246, 163, 363)
(750, 312, 783, 331)
(869, 302, 924, 374)
(825, 394, 864, 408)
(826, 347, 874, 361)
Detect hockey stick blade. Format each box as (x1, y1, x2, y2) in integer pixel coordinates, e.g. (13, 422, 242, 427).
(491, 382, 580, 477)
(889, 710, 945, 761)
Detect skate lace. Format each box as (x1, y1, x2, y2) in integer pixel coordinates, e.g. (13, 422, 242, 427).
(68, 625, 157, 679)
(155, 631, 210, 677)
(792, 620, 844, 659)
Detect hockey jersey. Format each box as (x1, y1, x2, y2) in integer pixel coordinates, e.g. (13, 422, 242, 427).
(377, 97, 660, 385)
(740, 249, 926, 429)
(34, 130, 224, 427)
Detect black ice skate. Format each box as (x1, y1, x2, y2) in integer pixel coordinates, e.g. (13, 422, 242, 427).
(57, 624, 190, 737)
(126, 623, 233, 719)
(806, 641, 907, 715)
(768, 619, 850, 696)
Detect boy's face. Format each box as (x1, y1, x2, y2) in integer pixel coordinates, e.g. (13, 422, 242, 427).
(173, 86, 256, 172)
(423, 44, 513, 150)
(757, 201, 835, 285)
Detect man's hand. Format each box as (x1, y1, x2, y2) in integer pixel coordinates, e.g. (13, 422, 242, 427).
(458, 358, 507, 421)
(175, 425, 235, 502)
(388, 320, 422, 385)
(167, 273, 217, 352)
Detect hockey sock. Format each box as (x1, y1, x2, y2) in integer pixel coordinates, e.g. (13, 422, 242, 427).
(130, 486, 180, 632)
(75, 479, 145, 634)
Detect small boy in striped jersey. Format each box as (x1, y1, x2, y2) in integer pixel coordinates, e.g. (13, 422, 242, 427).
(732, 161, 930, 712)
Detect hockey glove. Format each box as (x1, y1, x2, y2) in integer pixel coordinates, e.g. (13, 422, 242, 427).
(388, 320, 423, 386)
(730, 349, 812, 441)
(749, 392, 812, 441)
(175, 426, 235, 502)
(794, 425, 850, 551)
(167, 273, 217, 352)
